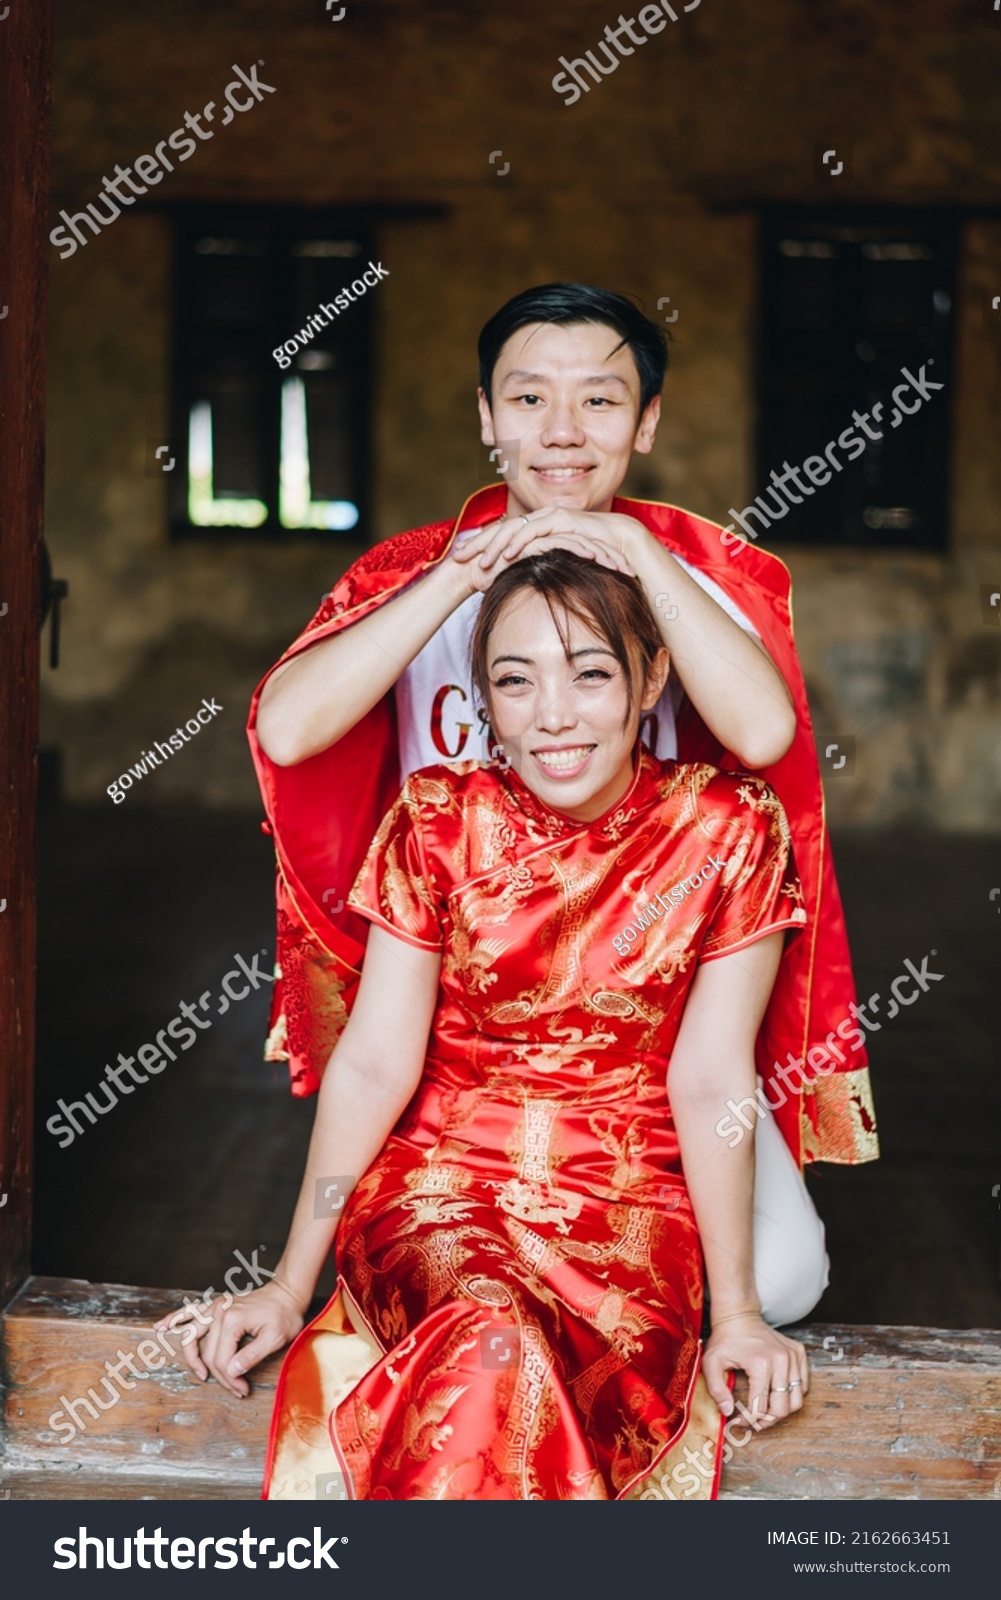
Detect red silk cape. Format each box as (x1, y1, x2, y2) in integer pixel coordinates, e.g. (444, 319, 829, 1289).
(247, 485, 878, 1169)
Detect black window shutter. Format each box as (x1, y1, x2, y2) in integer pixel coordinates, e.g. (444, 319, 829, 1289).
(756, 209, 957, 551)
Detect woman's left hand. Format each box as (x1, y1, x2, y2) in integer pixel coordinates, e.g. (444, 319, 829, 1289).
(702, 1312, 810, 1428)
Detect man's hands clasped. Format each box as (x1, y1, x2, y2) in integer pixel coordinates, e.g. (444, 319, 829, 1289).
(450, 507, 646, 594)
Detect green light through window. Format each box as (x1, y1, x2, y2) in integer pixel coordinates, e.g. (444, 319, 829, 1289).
(279, 377, 359, 532)
(187, 401, 268, 528)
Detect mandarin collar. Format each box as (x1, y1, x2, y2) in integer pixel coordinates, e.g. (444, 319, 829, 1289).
(496, 743, 662, 840)
(452, 484, 507, 542)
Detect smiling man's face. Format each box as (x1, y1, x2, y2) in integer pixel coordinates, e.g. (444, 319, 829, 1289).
(477, 320, 661, 518)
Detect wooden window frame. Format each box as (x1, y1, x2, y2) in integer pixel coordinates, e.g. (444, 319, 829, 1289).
(754, 205, 959, 552)
(167, 203, 378, 545)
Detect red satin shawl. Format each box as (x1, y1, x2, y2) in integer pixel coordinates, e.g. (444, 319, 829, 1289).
(247, 486, 873, 1168)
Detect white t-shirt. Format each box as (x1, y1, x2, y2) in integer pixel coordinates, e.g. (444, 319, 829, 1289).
(395, 537, 759, 780)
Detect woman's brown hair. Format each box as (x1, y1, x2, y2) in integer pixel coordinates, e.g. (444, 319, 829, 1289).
(470, 549, 666, 730)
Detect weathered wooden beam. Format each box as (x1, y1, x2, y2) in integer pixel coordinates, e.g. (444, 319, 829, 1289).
(1, 1277, 284, 1483)
(2, 1281, 1000, 1500)
(0, 1467, 261, 1501)
(721, 1325, 1001, 1500)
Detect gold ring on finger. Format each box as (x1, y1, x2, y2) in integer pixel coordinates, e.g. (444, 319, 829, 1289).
(770, 1384, 789, 1393)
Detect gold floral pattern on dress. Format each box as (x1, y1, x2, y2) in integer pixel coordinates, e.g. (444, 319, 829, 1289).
(370, 837, 437, 940)
(383, 1381, 472, 1469)
(589, 1287, 659, 1356)
(586, 1109, 650, 1195)
(395, 1163, 479, 1232)
(444, 922, 510, 994)
(495, 1178, 583, 1234)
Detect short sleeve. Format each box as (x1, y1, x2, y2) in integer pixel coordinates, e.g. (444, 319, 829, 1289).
(347, 780, 444, 951)
(698, 779, 807, 962)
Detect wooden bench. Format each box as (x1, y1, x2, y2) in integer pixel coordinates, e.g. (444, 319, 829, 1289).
(1, 1277, 999, 1500)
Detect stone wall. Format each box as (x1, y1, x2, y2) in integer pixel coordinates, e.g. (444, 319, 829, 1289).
(41, 0, 1001, 827)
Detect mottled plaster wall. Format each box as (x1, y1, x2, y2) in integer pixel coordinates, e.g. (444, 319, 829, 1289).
(41, 0, 1001, 825)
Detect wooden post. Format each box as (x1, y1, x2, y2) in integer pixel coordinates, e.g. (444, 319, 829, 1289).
(0, 2, 53, 1305)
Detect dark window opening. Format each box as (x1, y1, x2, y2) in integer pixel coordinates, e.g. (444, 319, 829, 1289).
(753, 208, 958, 551)
(168, 205, 376, 540)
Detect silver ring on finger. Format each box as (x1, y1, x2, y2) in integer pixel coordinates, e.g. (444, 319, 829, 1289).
(787, 1379, 803, 1389)
(520, 515, 530, 529)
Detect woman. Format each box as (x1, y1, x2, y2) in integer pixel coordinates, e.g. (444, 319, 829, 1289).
(166, 549, 811, 1501)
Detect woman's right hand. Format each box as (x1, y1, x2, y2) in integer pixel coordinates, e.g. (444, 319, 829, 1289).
(155, 1280, 308, 1399)
(702, 1312, 810, 1428)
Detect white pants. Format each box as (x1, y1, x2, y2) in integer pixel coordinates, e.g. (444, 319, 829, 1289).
(749, 1096, 830, 1327)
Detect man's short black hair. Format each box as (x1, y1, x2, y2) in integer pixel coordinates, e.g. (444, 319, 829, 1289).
(478, 282, 669, 414)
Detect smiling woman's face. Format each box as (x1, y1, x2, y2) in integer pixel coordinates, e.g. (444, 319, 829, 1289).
(484, 590, 669, 823)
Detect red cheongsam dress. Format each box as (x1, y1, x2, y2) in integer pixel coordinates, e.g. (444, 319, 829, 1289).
(263, 746, 806, 1501)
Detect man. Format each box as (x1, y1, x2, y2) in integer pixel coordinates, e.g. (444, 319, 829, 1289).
(249, 282, 877, 1187)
